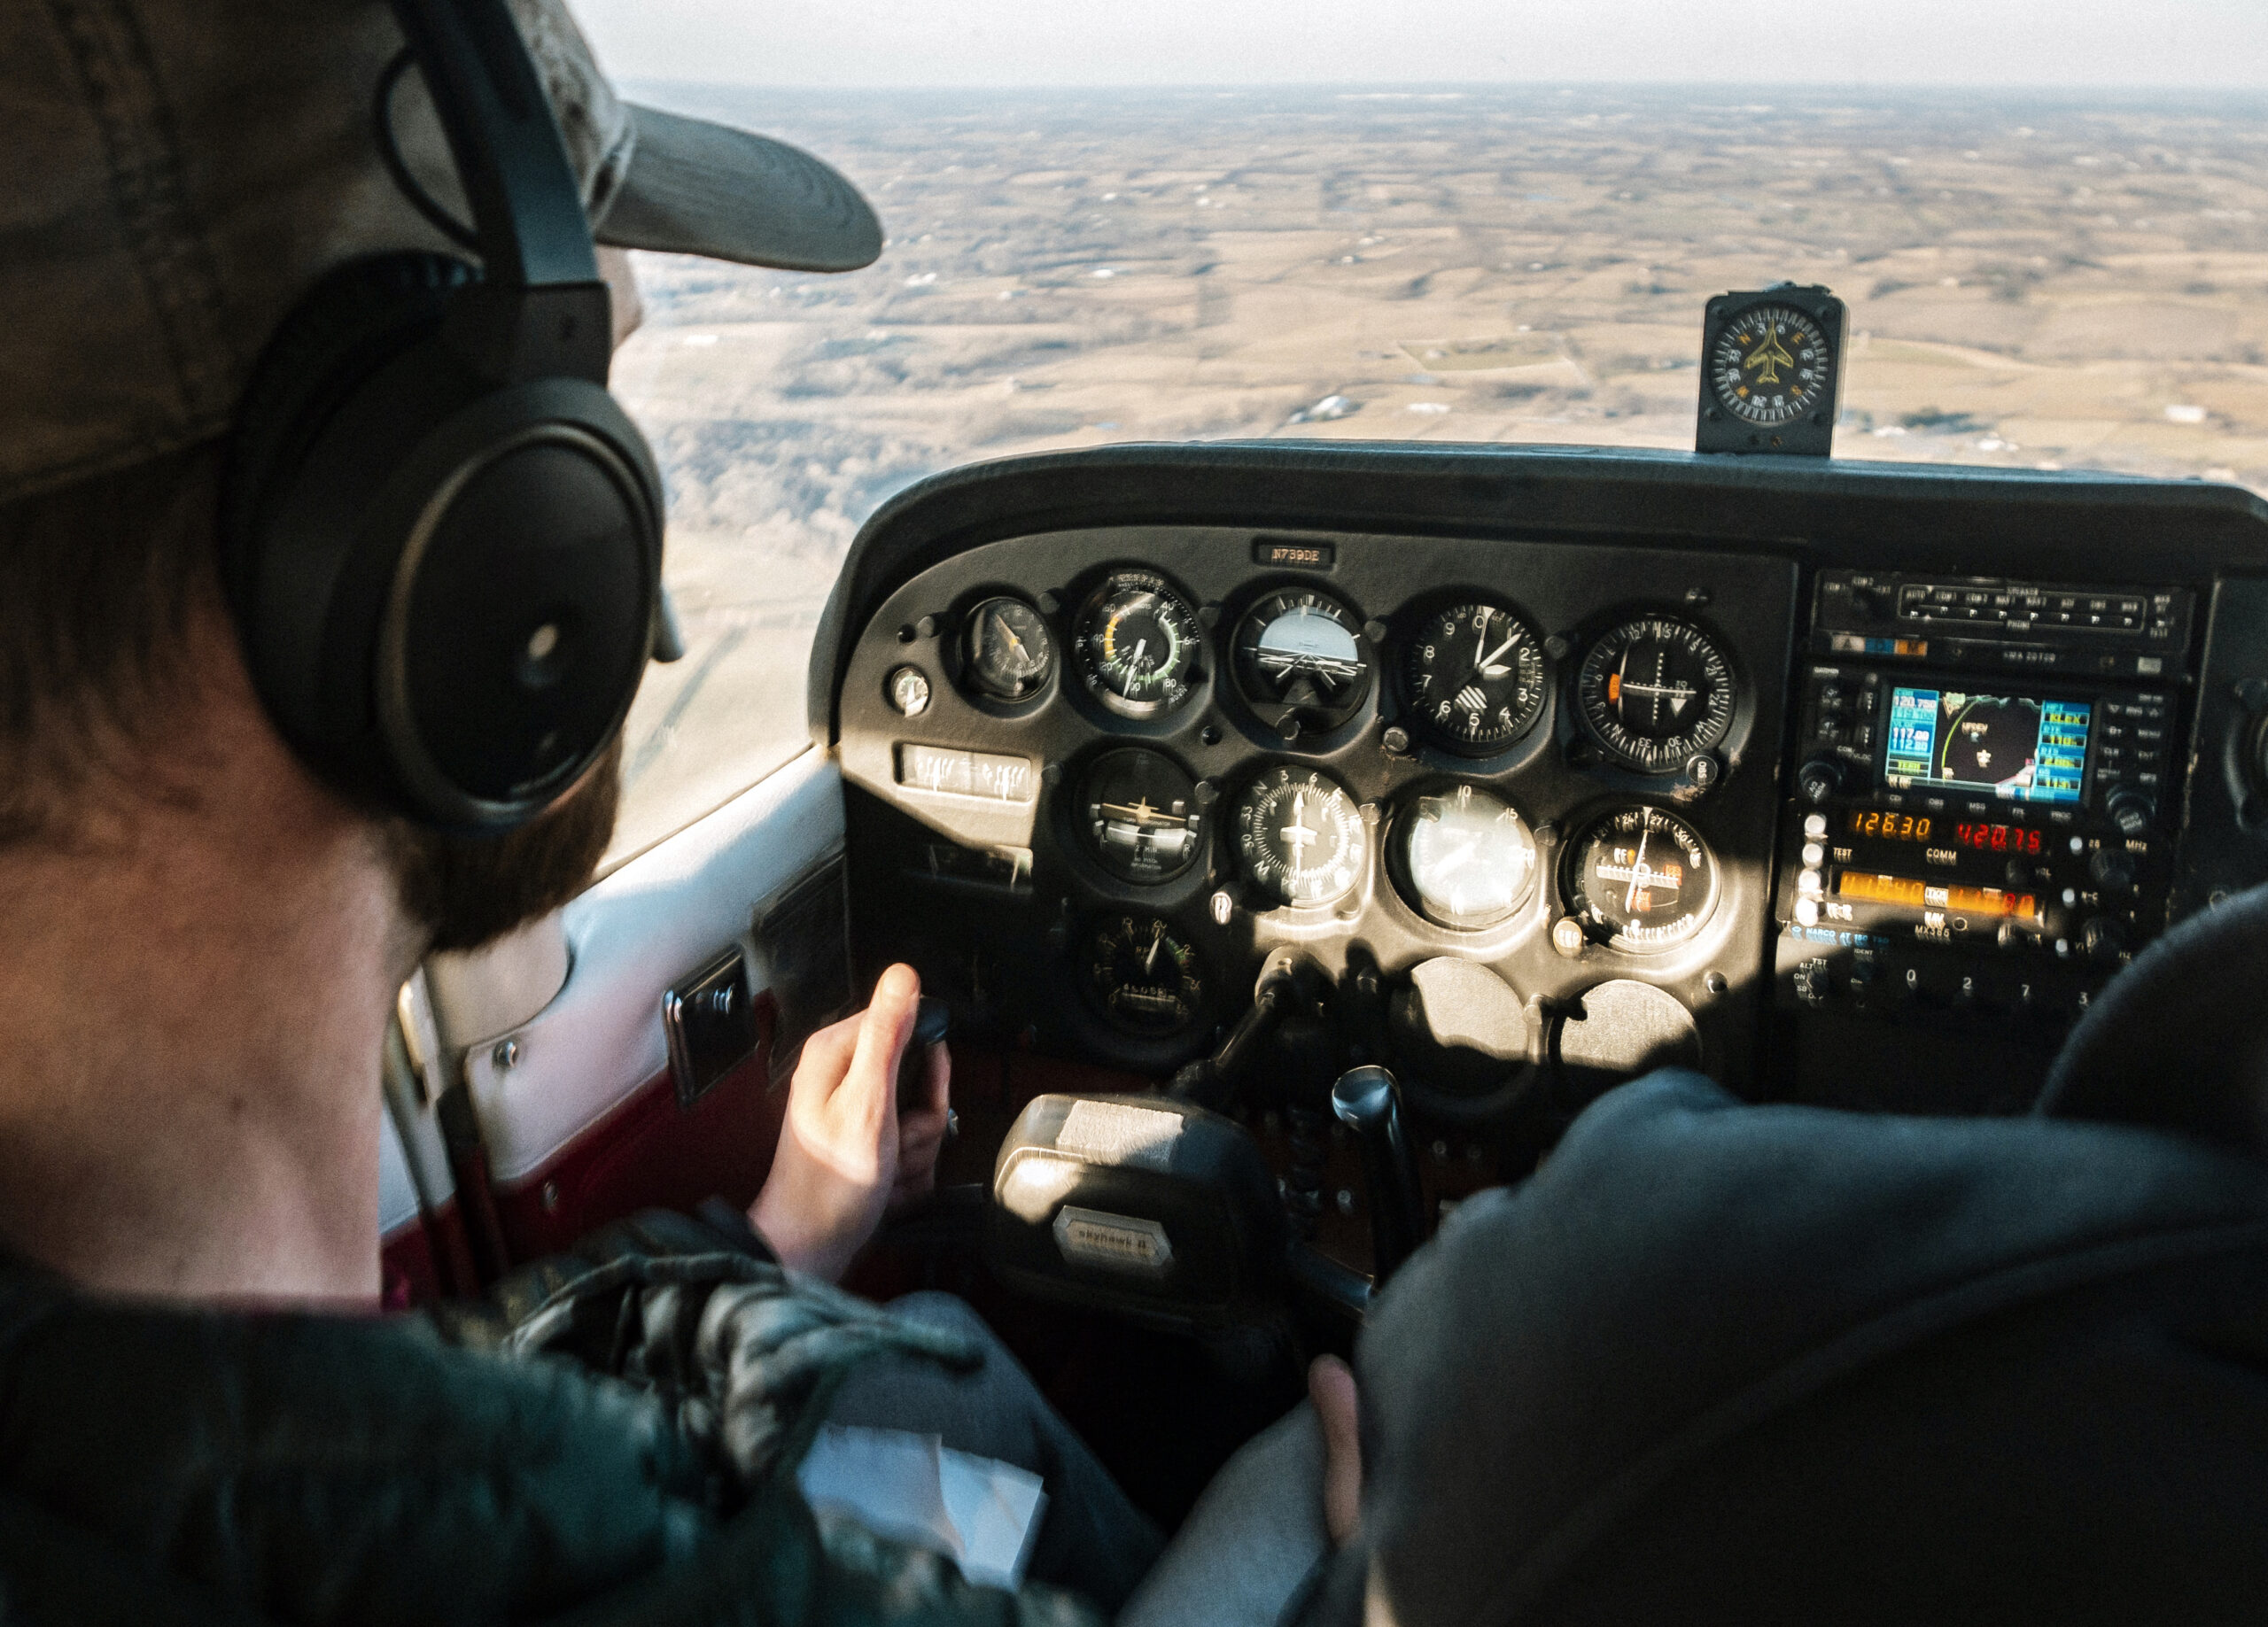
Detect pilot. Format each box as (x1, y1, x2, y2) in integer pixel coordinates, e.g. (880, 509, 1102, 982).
(1295, 885, 2268, 1625)
(0, 3, 1356, 1623)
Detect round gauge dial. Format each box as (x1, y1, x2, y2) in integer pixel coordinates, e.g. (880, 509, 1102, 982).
(1395, 784, 1538, 931)
(960, 596, 1054, 701)
(1083, 914, 1207, 1036)
(1403, 601, 1546, 754)
(1233, 588, 1374, 732)
(1079, 748, 1204, 885)
(1576, 616, 1736, 773)
(1565, 806, 1719, 952)
(1234, 766, 1365, 909)
(1709, 304, 1834, 428)
(1075, 570, 1203, 717)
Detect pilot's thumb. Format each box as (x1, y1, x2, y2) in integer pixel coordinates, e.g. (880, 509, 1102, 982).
(849, 965, 921, 1127)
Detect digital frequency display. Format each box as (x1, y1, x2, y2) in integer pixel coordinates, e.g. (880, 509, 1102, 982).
(1845, 810, 2046, 855)
(1837, 871, 2042, 923)
(1884, 687, 2089, 805)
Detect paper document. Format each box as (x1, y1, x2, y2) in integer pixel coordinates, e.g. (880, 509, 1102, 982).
(797, 1423, 1049, 1590)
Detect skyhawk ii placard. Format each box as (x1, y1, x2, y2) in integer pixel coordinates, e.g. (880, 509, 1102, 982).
(1696, 285, 1847, 457)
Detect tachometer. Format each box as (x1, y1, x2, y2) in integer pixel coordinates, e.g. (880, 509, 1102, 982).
(1564, 806, 1718, 952)
(1234, 766, 1365, 908)
(1393, 784, 1538, 931)
(1079, 748, 1204, 884)
(1232, 588, 1374, 734)
(1075, 570, 1202, 717)
(1576, 616, 1736, 773)
(960, 595, 1054, 701)
(1402, 601, 1546, 754)
(1082, 914, 1207, 1035)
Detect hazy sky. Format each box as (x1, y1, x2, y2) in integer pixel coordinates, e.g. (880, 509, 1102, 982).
(575, 0, 2268, 90)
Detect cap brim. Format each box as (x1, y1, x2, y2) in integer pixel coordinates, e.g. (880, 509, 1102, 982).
(594, 105, 883, 274)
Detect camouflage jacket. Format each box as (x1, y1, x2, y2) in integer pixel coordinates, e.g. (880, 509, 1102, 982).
(0, 1212, 1102, 1627)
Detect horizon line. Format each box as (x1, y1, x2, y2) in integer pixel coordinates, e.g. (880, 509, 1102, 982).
(622, 76, 2268, 97)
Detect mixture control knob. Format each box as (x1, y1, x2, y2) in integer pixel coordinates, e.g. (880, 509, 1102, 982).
(2087, 847, 2139, 895)
(1797, 756, 1845, 806)
(2082, 916, 2128, 964)
(2105, 786, 2155, 838)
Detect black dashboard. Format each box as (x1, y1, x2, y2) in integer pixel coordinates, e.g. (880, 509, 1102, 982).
(812, 442, 2268, 1131)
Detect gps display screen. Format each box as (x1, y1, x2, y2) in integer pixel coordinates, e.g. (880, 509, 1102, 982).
(1883, 687, 2090, 805)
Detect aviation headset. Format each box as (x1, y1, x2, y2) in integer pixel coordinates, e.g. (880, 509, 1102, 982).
(220, 0, 664, 832)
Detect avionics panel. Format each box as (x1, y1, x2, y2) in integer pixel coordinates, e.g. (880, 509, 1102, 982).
(1882, 686, 2091, 806)
(1778, 569, 2201, 1051)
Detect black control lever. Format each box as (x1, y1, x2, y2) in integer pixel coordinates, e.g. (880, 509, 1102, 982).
(897, 995, 951, 1112)
(1331, 1065, 1429, 1284)
(1170, 953, 1313, 1112)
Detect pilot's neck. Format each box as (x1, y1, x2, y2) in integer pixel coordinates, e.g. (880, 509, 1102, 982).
(0, 624, 412, 1308)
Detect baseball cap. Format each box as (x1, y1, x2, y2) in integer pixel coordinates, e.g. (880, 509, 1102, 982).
(0, 0, 882, 507)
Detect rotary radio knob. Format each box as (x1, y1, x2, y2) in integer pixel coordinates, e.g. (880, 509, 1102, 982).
(1797, 756, 1846, 806)
(2087, 847, 2139, 896)
(2082, 916, 2128, 964)
(2105, 786, 2155, 839)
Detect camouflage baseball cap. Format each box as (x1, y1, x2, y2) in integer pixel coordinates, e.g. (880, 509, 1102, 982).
(1, 0, 882, 505)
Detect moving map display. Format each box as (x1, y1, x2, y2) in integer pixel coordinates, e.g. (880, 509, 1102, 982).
(1884, 687, 2090, 805)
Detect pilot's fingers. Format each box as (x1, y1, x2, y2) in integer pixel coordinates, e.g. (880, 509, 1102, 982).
(898, 1042, 951, 1140)
(789, 1011, 864, 1107)
(1310, 1354, 1362, 1546)
(843, 965, 922, 1134)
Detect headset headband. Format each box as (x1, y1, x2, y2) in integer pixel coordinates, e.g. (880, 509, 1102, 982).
(388, 0, 611, 385)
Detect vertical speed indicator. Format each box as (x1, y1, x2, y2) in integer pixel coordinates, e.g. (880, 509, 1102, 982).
(1575, 616, 1736, 774)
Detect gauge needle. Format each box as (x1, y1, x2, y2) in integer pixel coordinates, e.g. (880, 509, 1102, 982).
(1625, 825, 1651, 914)
(990, 611, 1030, 669)
(1281, 792, 1317, 864)
(1436, 840, 1477, 877)
(1146, 927, 1164, 976)
(1477, 631, 1520, 679)
(1132, 638, 1148, 671)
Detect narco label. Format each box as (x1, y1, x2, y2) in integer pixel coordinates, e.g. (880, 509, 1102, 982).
(1053, 1206, 1174, 1279)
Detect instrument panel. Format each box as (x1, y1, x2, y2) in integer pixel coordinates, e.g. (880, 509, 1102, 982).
(839, 523, 1797, 1106)
(818, 444, 2268, 1126)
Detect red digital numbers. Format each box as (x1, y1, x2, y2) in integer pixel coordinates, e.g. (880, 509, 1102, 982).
(1953, 821, 2042, 855)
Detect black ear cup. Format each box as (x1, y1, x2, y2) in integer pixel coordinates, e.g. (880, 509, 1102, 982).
(221, 253, 662, 830)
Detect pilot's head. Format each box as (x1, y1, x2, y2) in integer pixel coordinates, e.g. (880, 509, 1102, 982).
(0, 0, 880, 951)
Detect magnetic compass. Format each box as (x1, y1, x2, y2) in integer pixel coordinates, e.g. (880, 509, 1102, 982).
(1696, 285, 1846, 456)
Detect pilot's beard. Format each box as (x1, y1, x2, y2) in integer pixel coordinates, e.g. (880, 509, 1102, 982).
(382, 735, 622, 955)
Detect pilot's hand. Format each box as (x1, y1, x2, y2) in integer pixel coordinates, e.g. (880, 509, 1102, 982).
(893, 1021, 952, 1210)
(749, 964, 944, 1282)
(1311, 1354, 1362, 1546)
